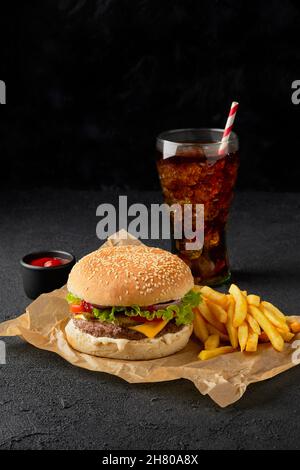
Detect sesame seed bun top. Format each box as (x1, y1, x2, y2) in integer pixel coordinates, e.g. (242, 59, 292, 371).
(67, 245, 194, 306)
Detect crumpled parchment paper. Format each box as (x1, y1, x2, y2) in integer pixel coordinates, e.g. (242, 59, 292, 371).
(0, 230, 299, 407)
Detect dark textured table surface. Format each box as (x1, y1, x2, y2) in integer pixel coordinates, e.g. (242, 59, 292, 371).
(0, 189, 300, 450)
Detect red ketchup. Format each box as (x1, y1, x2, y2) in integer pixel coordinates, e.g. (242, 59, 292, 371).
(30, 257, 68, 268)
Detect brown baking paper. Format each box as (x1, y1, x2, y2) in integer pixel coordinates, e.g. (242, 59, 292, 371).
(0, 230, 299, 408)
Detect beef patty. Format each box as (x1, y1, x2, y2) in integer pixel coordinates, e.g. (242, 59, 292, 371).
(73, 318, 183, 340)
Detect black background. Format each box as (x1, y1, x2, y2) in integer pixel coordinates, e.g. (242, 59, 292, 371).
(1, 2, 300, 452)
(1, 0, 300, 191)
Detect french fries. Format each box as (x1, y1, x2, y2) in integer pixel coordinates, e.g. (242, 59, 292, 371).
(204, 334, 220, 350)
(261, 301, 286, 321)
(260, 306, 289, 332)
(198, 346, 234, 361)
(193, 309, 209, 343)
(196, 299, 226, 334)
(277, 329, 295, 343)
(246, 313, 261, 335)
(192, 283, 300, 360)
(289, 321, 300, 334)
(248, 305, 284, 352)
(226, 297, 239, 349)
(247, 294, 260, 307)
(206, 299, 227, 324)
(199, 286, 228, 308)
(246, 329, 259, 352)
(207, 323, 229, 342)
(238, 322, 248, 352)
(229, 284, 247, 327)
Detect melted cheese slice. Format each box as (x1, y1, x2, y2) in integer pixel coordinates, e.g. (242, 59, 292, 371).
(74, 314, 88, 320)
(129, 319, 169, 338)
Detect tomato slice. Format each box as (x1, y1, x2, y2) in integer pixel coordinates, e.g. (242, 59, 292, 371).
(81, 300, 93, 313)
(70, 304, 83, 314)
(70, 301, 94, 315)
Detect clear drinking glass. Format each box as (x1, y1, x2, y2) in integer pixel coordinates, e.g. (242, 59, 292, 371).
(156, 128, 239, 286)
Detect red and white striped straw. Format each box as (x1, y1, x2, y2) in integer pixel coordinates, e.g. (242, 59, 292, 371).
(218, 101, 239, 155)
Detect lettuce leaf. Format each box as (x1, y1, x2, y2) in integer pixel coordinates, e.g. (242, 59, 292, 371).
(66, 292, 81, 304)
(92, 308, 116, 322)
(66, 289, 201, 326)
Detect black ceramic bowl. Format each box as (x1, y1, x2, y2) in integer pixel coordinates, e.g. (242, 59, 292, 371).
(20, 250, 76, 299)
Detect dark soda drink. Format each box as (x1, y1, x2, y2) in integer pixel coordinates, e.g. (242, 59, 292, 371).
(156, 128, 239, 286)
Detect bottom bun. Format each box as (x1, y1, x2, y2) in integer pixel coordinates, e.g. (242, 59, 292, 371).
(65, 319, 193, 360)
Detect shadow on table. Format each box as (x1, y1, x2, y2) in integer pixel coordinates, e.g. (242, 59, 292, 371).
(4, 331, 300, 413)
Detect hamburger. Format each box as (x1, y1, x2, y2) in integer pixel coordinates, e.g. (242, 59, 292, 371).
(65, 245, 200, 360)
